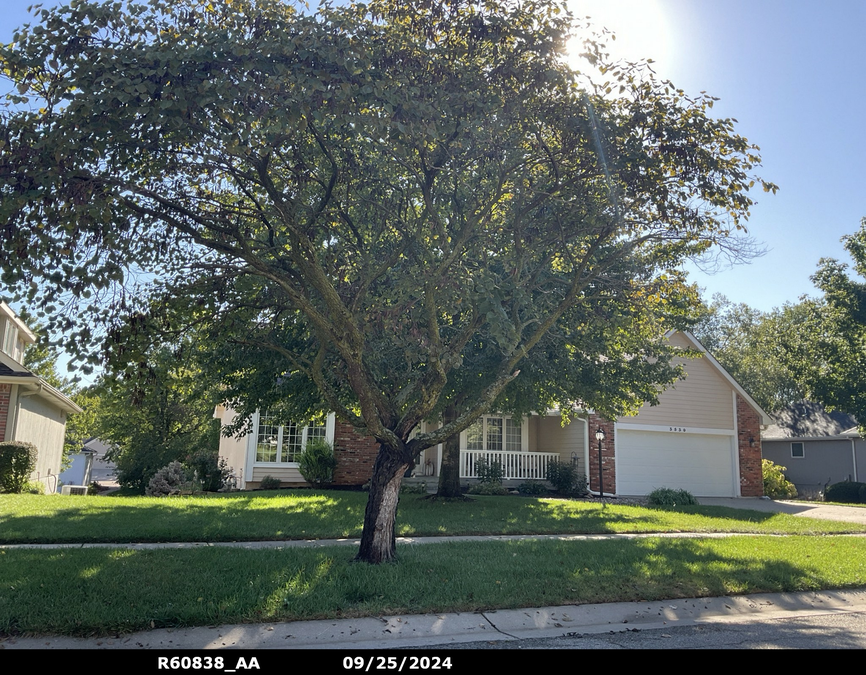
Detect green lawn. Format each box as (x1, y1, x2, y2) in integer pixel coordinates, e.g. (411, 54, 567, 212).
(1, 490, 864, 544)
(3, 536, 866, 637)
(4, 490, 865, 638)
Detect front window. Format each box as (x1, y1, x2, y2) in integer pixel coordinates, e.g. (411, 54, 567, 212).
(464, 416, 524, 452)
(255, 411, 329, 464)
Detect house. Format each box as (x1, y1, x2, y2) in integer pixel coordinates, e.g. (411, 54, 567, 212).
(0, 301, 82, 492)
(762, 401, 864, 498)
(216, 331, 768, 497)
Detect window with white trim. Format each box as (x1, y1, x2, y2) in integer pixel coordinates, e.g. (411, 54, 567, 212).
(1, 318, 20, 362)
(255, 411, 332, 464)
(791, 442, 805, 459)
(462, 415, 526, 452)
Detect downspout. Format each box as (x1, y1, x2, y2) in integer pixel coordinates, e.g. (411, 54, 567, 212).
(582, 412, 597, 495)
(14, 382, 44, 439)
(5, 383, 20, 442)
(583, 413, 590, 485)
(852, 436, 859, 483)
(12, 382, 43, 438)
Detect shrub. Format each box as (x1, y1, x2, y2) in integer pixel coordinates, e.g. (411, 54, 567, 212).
(517, 480, 548, 496)
(762, 459, 798, 499)
(145, 461, 192, 497)
(400, 481, 428, 494)
(185, 449, 232, 492)
(0, 441, 38, 493)
(824, 481, 866, 504)
(298, 439, 337, 487)
(545, 460, 588, 496)
(259, 475, 281, 490)
(467, 481, 509, 495)
(23, 480, 45, 495)
(647, 487, 699, 506)
(474, 458, 504, 485)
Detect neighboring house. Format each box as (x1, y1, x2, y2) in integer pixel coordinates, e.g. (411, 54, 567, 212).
(216, 331, 768, 497)
(57, 437, 117, 490)
(762, 401, 864, 498)
(81, 437, 118, 486)
(0, 301, 82, 492)
(57, 446, 97, 489)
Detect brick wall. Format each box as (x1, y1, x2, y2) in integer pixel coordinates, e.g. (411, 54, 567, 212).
(737, 395, 763, 497)
(332, 421, 378, 486)
(0, 384, 10, 442)
(587, 414, 616, 495)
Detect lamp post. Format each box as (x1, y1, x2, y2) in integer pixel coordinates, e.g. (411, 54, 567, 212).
(595, 427, 605, 498)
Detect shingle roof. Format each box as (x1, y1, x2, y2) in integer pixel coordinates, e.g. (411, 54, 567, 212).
(763, 400, 858, 439)
(0, 362, 34, 377)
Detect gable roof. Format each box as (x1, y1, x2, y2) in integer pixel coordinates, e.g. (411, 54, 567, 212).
(0, 345, 82, 414)
(675, 330, 772, 426)
(764, 400, 859, 440)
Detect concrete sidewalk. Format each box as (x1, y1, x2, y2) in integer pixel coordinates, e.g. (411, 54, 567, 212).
(3, 588, 866, 649)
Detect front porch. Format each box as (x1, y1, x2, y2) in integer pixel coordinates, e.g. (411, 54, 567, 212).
(409, 414, 588, 485)
(460, 449, 561, 481)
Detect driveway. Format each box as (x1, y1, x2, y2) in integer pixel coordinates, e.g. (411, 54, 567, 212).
(700, 497, 866, 525)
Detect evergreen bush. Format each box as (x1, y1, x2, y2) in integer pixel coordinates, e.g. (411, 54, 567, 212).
(0, 441, 38, 493)
(647, 487, 699, 506)
(824, 481, 866, 504)
(298, 439, 337, 487)
(145, 461, 192, 497)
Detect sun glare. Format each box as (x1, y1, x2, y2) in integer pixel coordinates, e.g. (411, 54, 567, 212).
(565, 0, 672, 79)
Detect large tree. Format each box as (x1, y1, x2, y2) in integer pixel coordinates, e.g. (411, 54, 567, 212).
(691, 294, 804, 413)
(0, 0, 774, 562)
(777, 219, 866, 432)
(94, 343, 222, 492)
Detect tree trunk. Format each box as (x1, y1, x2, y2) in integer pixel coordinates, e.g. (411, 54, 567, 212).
(355, 445, 412, 564)
(436, 404, 463, 498)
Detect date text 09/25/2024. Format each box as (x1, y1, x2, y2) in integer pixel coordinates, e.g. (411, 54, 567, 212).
(156, 655, 455, 672)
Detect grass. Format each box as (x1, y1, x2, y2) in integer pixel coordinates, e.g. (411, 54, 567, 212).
(2, 490, 865, 544)
(3, 490, 865, 638)
(2, 535, 866, 637)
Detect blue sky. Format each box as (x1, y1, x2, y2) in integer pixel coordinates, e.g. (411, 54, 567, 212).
(3, 0, 865, 314)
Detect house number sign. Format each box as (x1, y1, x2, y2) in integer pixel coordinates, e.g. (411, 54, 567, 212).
(669, 427, 687, 433)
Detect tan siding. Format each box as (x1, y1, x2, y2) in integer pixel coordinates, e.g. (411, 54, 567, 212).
(251, 466, 304, 484)
(216, 407, 250, 486)
(536, 415, 585, 465)
(622, 351, 735, 430)
(15, 394, 67, 486)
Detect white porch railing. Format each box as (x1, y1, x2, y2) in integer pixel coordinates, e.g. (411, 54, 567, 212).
(460, 450, 560, 481)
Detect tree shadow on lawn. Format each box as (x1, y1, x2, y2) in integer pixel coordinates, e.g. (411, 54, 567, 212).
(397, 495, 790, 536)
(0, 491, 363, 544)
(2, 536, 862, 637)
(2, 491, 853, 546)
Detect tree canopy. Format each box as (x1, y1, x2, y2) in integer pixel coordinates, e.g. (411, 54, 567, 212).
(776, 220, 866, 433)
(0, 0, 775, 562)
(691, 294, 804, 414)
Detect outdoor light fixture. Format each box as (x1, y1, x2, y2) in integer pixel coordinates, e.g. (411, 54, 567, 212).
(595, 427, 605, 498)
(749, 437, 755, 447)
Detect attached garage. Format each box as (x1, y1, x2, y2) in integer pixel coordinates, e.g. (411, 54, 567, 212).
(615, 428, 738, 497)
(582, 331, 769, 499)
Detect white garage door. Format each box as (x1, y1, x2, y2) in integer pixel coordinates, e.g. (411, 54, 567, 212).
(617, 430, 736, 497)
